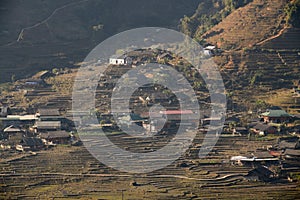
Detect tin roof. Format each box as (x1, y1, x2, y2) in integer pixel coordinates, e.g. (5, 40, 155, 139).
(260, 110, 290, 118)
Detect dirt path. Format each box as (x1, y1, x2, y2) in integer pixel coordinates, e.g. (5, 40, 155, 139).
(256, 26, 288, 46)
(0, 152, 36, 163)
(3, 0, 90, 47)
(0, 172, 245, 184)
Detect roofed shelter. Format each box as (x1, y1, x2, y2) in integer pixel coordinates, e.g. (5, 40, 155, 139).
(39, 131, 71, 144)
(36, 109, 64, 121)
(251, 123, 277, 136)
(34, 121, 61, 133)
(16, 137, 44, 151)
(260, 109, 291, 123)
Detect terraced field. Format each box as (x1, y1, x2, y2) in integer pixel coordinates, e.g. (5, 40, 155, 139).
(1, 134, 299, 199)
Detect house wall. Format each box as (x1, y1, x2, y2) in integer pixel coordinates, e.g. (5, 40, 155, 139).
(109, 58, 125, 65)
(264, 116, 289, 123)
(0, 106, 8, 117)
(8, 132, 24, 143)
(49, 137, 70, 144)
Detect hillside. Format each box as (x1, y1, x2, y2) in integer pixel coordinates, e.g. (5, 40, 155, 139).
(179, 0, 300, 113)
(202, 0, 287, 50)
(0, 0, 202, 83)
(0, 0, 299, 112)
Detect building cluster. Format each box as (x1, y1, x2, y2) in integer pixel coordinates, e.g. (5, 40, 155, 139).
(0, 106, 75, 151)
(0, 50, 299, 184)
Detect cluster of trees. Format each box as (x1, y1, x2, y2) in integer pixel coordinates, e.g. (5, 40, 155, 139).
(284, 0, 300, 28)
(180, 0, 253, 42)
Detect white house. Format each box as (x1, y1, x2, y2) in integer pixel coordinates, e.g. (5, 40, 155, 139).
(109, 55, 132, 65)
(203, 45, 216, 56)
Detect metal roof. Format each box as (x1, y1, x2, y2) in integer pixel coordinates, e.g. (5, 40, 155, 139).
(3, 125, 23, 133)
(35, 121, 61, 129)
(40, 131, 70, 139)
(37, 109, 60, 116)
(260, 109, 290, 118)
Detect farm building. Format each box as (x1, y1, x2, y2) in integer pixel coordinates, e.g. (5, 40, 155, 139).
(16, 137, 44, 151)
(118, 113, 145, 127)
(260, 109, 291, 123)
(2, 125, 24, 142)
(0, 115, 37, 128)
(39, 131, 71, 144)
(246, 166, 276, 182)
(251, 123, 277, 136)
(35, 109, 63, 121)
(109, 55, 132, 65)
(34, 121, 61, 132)
(284, 149, 300, 160)
(203, 45, 216, 56)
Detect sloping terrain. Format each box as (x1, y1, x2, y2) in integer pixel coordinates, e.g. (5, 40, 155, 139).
(261, 27, 300, 49)
(202, 0, 287, 50)
(1, 136, 299, 199)
(0, 0, 202, 83)
(186, 0, 300, 112)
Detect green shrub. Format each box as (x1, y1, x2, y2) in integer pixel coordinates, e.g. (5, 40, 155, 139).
(285, 0, 300, 27)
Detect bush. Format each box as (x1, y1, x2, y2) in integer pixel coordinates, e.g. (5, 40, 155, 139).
(285, 0, 300, 27)
(179, 0, 252, 40)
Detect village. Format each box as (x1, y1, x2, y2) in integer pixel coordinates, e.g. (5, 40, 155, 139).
(0, 47, 300, 188)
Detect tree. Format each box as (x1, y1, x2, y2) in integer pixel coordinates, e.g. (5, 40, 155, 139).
(52, 68, 59, 74)
(11, 74, 15, 83)
(285, 0, 300, 27)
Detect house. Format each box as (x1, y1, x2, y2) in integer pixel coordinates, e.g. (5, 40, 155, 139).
(36, 109, 63, 121)
(32, 70, 50, 80)
(147, 110, 199, 131)
(201, 117, 224, 127)
(230, 153, 279, 167)
(118, 113, 145, 127)
(248, 118, 263, 128)
(252, 151, 276, 159)
(233, 127, 248, 135)
(2, 125, 24, 142)
(24, 79, 45, 87)
(290, 125, 300, 135)
(246, 166, 276, 182)
(230, 156, 249, 166)
(278, 139, 300, 150)
(36, 108, 60, 117)
(284, 149, 300, 159)
(34, 121, 61, 133)
(224, 116, 240, 126)
(39, 131, 71, 144)
(260, 109, 291, 123)
(160, 110, 194, 120)
(0, 115, 37, 128)
(203, 45, 216, 56)
(251, 123, 277, 136)
(109, 55, 132, 65)
(16, 137, 44, 151)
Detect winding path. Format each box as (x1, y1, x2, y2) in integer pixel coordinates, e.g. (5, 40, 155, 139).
(256, 26, 287, 46)
(0, 172, 245, 184)
(3, 0, 89, 47)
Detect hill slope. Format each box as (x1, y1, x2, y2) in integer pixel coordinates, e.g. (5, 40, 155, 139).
(0, 0, 202, 83)
(181, 0, 300, 112)
(202, 0, 287, 50)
